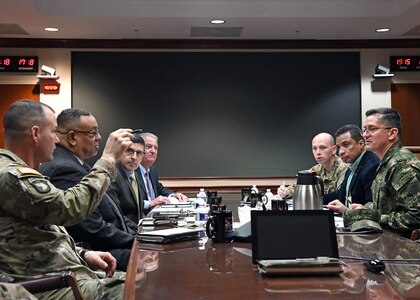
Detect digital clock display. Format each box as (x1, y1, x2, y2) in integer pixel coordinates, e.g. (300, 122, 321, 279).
(390, 56, 420, 72)
(0, 56, 38, 72)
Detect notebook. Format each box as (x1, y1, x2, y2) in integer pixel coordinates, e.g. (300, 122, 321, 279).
(251, 210, 342, 276)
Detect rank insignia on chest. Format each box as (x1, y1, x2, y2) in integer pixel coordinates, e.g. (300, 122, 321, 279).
(30, 179, 51, 193)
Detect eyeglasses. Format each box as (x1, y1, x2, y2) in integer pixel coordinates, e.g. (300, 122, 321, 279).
(126, 148, 145, 157)
(145, 144, 159, 151)
(362, 127, 392, 135)
(56, 128, 100, 138)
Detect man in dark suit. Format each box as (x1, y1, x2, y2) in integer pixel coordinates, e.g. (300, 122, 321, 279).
(39, 108, 134, 271)
(324, 124, 380, 207)
(135, 133, 188, 215)
(108, 134, 146, 230)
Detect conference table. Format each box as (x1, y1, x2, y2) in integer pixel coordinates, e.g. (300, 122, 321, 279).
(124, 226, 420, 300)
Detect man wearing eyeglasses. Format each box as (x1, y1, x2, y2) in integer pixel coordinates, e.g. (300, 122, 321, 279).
(39, 108, 134, 271)
(137, 132, 188, 215)
(328, 108, 419, 238)
(108, 134, 146, 230)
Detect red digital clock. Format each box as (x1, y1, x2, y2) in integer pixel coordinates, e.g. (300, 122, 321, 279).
(0, 56, 38, 72)
(390, 56, 420, 72)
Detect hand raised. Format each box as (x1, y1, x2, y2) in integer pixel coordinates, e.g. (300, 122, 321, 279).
(101, 129, 134, 164)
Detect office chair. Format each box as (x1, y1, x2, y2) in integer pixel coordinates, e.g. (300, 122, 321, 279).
(0, 271, 86, 300)
(410, 229, 420, 242)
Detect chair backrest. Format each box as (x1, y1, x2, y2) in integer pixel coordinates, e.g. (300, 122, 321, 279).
(411, 229, 420, 242)
(7, 272, 86, 300)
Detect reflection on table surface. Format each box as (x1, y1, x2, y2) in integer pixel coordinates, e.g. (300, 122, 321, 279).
(127, 230, 420, 300)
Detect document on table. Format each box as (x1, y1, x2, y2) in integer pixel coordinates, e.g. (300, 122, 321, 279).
(335, 216, 344, 228)
(137, 227, 202, 243)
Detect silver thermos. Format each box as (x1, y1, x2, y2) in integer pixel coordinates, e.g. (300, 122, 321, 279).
(293, 170, 324, 210)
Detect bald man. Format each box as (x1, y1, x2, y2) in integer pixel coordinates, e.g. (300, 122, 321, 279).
(278, 132, 348, 198)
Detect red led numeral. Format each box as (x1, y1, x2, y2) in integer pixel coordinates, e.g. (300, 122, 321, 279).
(44, 85, 59, 91)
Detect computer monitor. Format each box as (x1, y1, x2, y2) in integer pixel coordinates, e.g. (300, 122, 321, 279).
(251, 210, 339, 263)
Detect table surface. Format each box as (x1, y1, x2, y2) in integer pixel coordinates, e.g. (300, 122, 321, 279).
(124, 229, 420, 300)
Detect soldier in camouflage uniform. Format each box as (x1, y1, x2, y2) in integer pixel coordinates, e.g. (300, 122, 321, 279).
(328, 108, 420, 238)
(278, 132, 348, 198)
(0, 100, 133, 299)
(0, 282, 37, 300)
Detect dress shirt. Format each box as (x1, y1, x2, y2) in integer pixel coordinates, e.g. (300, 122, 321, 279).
(345, 151, 365, 207)
(140, 165, 153, 209)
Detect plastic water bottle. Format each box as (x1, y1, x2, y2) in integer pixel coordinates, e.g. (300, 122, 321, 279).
(195, 206, 210, 222)
(264, 189, 274, 210)
(196, 188, 207, 208)
(251, 185, 259, 194)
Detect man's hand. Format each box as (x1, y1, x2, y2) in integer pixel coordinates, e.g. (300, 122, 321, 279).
(350, 203, 364, 210)
(150, 196, 171, 207)
(172, 192, 189, 202)
(327, 199, 348, 213)
(83, 250, 117, 278)
(277, 186, 289, 199)
(100, 129, 134, 165)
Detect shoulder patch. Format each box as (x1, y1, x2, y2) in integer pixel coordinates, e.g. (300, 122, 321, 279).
(17, 167, 42, 176)
(29, 179, 52, 193)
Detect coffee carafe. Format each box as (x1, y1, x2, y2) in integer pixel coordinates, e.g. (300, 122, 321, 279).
(293, 170, 324, 210)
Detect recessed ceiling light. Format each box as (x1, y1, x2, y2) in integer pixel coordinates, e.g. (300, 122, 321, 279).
(210, 19, 225, 25)
(375, 28, 390, 33)
(44, 27, 59, 32)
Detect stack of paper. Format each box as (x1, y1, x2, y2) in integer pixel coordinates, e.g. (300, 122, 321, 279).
(137, 227, 202, 244)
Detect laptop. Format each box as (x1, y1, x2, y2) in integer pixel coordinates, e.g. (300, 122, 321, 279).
(251, 210, 342, 276)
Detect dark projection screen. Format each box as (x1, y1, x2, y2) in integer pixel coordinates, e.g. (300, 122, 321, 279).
(72, 51, 360, 177)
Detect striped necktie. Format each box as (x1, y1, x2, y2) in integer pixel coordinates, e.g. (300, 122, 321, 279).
(145, 170, 156, 200)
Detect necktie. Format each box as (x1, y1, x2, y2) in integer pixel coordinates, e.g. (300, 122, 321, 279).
(145, 170, 156, 200)
(130, 174, 139, 201)
(130, 173, 142, 220)
(104, 193, 129, 232)
(345, 169, 354, 207)
(82, 162, 91, 172)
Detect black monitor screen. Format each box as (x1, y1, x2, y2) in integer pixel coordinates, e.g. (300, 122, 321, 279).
(251, 210, 338, 263)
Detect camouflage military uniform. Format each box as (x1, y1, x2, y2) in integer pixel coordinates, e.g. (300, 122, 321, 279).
(0, 149, 125, 299)
(367, 143, 419, 237)
(0, 283, 37, 300)
(286, 155, 348, 197)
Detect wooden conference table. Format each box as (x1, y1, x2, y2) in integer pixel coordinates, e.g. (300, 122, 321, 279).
(124, 229, 420, 300)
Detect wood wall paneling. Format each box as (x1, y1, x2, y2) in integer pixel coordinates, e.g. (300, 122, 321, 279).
(0, 85, 40, 148)
(391, 83, 420, 147)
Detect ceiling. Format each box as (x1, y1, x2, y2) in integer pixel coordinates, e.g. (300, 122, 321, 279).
(1, 0, 420, 41)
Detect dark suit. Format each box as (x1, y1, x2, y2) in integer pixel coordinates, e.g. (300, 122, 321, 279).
(108, 163, 145, 231)
(136, 166, 174, 214)
(323, 151, 380, 205)
(38, 145, 134, 271)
